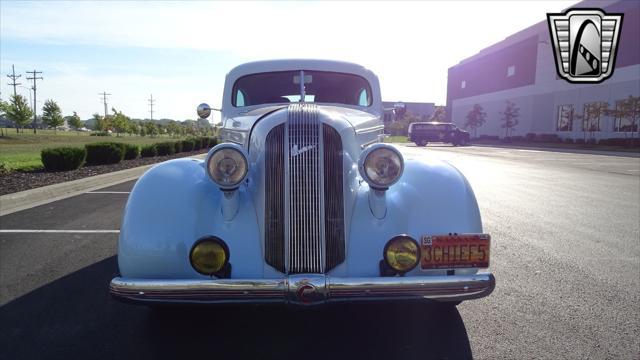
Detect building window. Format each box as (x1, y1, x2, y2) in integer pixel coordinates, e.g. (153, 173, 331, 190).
(613, 100, 639, 132)
(556, 104, 573, 131)
(582, 102, 603, 132)
(507, 65, 516, 77)
(461, 80, 466, 89)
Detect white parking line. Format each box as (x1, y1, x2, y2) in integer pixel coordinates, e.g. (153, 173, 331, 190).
(86, 191, 131, 194)
(0, 229, 120, 234)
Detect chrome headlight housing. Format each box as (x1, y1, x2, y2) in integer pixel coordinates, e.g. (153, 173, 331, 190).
(358, 144, 404, 190)
(206, 143, 248, 190)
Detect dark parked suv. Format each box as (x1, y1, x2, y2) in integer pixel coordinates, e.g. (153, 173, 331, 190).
(408, 122, 470, 147)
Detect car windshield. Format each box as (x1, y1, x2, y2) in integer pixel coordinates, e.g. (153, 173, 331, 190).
(232, 70, 372, 107)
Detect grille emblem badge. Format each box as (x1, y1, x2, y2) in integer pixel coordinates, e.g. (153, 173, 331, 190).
(290, 144, 316, 157)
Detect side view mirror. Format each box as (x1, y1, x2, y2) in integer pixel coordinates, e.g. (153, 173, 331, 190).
(197, 103, 212, 119)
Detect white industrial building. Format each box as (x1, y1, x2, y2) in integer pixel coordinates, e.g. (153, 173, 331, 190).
(446, 0, 639, 140)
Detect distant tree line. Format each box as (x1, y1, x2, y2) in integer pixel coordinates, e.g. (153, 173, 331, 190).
(0, 96, 213, 137)
(463, 95, 639, 140)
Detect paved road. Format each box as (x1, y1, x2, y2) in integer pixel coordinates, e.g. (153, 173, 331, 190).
(1, 145, 638, 359)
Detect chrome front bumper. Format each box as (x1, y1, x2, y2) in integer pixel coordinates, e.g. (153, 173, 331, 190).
(110, 273, 495, 306)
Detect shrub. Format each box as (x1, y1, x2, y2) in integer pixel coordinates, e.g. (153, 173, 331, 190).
(123, 144, 140, 160)
(510, 136, 525, 142)
(90, 132, 112, 137)
(141, 145, 157, 158)
(478, 135, 500, 141)
(525, 133, 536, 142)
(173, 141, 183, 153)
(181, 139, 195, 152)
(597, 138, 640, 147)
(41, 147, 86, 171)
(564, 138, 574, 144)
(155, 142, 176, 156)
(575, 138, 585, 144)
(209, 137, 218, 148)
(191, 137, 202, 150)
(536, 134, 561, 143)
(85, 142, 125, 165)
(586, 138, 597, 145)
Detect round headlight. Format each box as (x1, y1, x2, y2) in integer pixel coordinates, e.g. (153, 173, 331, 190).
(206, 144, 248, 190)
(190, 237, 229, 275)
(384, 235, 420, 273)
(359, 144, 404, 189)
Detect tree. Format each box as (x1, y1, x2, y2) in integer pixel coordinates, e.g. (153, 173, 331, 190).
(68, 111, 82, 132)
(92, 113, 103, 131)
(581, 101, 609, 141)
(429, 106, 446, 122)
(500, 100, 520, 139)
(0, 99, 8, 137)
(5, 95, 33, 133)
(608, 95, 640, 138)
(111, 108, 130, 137)
(464, 104, 487, 138)
(42, 99, 64, 133)
(144, 121, 159, 137)
(166, 121, 180, 137)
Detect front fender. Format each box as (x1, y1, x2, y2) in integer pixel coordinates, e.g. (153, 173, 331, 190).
(343, 156, 482, 277)
(118, 158, 263, 279)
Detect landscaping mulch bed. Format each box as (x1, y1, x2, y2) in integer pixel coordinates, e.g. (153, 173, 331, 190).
(0, 150, 208, 196)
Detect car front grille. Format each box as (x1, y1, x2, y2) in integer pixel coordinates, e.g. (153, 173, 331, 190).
(264, 104, 345, 274)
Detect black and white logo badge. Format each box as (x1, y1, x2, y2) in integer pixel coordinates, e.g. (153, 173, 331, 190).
(547, 8, 623, 83)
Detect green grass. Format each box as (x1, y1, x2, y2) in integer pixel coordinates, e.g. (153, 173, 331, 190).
(0, 128, 186, 171)
(384, 136, 409, 143)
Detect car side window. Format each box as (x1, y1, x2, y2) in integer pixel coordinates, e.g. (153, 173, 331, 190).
(236, 90, 246, 107)
(357, 88, 370, 106)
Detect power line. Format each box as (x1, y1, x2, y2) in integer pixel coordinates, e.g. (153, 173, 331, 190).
(99, 91, 111, 118)
(148, 94, 156, 120)
(26, 70, 43, 134)
(6, 65, 22, 97)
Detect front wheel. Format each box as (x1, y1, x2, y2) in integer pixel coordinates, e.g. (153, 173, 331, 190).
(415, 139, 428, 147)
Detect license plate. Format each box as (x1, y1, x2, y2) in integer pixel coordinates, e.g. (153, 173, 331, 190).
(420, 234, 490, 270)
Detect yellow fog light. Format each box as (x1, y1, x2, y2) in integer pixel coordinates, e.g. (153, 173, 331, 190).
(190, 237, 229, 275)
(384, 235, 420, 273)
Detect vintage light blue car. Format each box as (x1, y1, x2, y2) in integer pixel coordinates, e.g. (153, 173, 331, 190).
(110, 59, 495, 306)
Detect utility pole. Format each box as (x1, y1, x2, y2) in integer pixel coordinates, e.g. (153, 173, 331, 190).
(6, 65, 21, 97)
(148, 94, 156, 120)
(26, 70, 43, 134)
(99, 91, 111, 118)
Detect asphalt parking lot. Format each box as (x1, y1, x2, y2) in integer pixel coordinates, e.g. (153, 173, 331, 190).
(1, 145, 639, 360)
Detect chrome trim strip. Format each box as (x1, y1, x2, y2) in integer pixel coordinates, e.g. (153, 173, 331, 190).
(355, 124, 385, 134)
(110, 273, 495, 305)
(360, 138, 380, 149)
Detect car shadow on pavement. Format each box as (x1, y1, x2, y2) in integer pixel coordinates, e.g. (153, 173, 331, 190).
(0, 256, 472, 360)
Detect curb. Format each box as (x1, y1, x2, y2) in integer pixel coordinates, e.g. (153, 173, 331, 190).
(0, 153, 207, 217)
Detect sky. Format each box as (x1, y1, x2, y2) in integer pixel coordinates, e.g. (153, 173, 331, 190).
(0, 0, 576, 124)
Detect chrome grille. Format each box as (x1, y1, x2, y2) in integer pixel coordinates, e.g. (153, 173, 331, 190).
(323, 124, 345, 270)
(264, 124, 285, 272)
(288, 104, 323, 273)
(264, 104, 345, 274)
